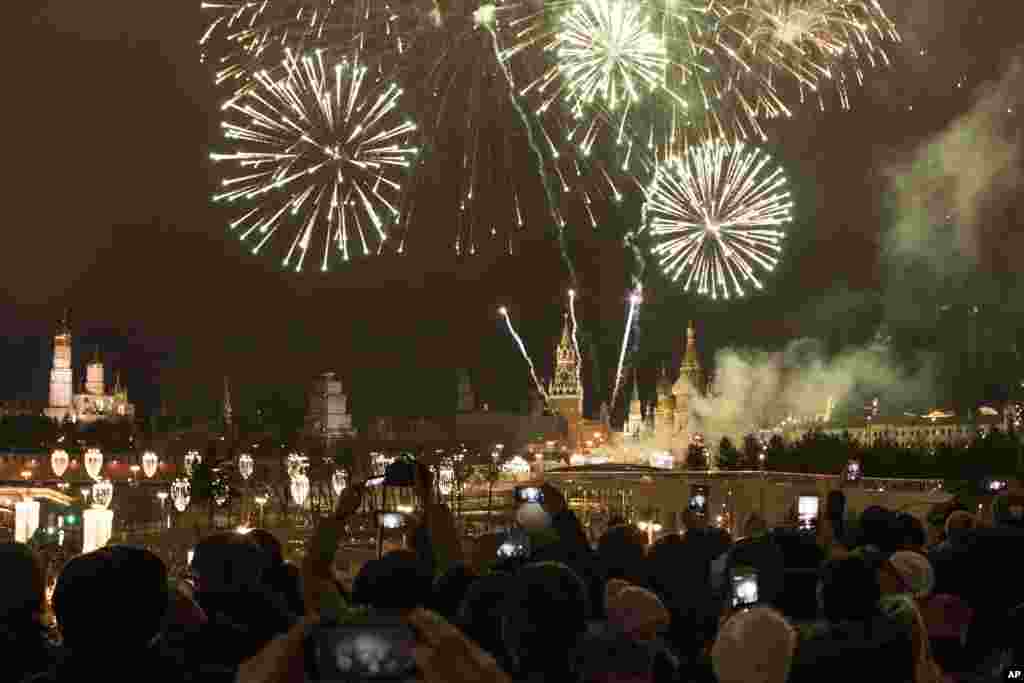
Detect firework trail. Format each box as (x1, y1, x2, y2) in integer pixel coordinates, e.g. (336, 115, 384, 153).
(568, 289, 583, 406)
(485, 20, 577, 286)
(610, 288, 642, 409)
(499, 306, 550, 405)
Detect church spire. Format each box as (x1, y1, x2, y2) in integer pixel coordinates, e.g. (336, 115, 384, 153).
(549, 314, 581, 398)
(674, 320, 703, 397)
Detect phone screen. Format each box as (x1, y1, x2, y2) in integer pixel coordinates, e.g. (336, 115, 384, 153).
(314, 622, 417, 682)
(366, 477, 385, 488)
(797, 496, 819, 530)
(377, 512, 406, 530)
(688, 485, 708, 515)
(515, 486, 544, 504)
(731, 571, 759, 608)
(497, 530, 530, 559)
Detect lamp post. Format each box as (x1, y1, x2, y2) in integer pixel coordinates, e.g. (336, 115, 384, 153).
(254, 494, 268, 528)
(156, 491, 169, 530)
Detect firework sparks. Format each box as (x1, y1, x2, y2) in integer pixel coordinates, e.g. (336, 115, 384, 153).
(210, 49, 418, 271)
(717, 0, 901, 113)
(610, 288, 642, 408)
(555, 0, 669, 113)
(500, 306, 550, 405)
(200, 1, 413, 96)
(644, 140, 792, 300)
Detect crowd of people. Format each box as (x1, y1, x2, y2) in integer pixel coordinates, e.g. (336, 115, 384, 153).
(2, 466, 1023, 683)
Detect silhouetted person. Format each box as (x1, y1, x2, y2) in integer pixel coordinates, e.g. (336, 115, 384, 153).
(0, 543, 55, 682)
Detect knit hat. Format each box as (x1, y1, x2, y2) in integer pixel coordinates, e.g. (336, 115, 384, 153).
(888, 551, 935, 598)
(606, 586, 670, 640)
(711, 607, 796, 683)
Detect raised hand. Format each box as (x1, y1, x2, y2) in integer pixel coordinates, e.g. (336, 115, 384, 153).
(407, 609, 513, 683)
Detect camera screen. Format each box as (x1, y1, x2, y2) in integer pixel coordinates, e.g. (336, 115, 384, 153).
(797, 496, 819, 530)
(316, 624, 417, 682)
(731, 573, 758, 608)
(688, 486, 708, 515)
(515, 486, 543, 504)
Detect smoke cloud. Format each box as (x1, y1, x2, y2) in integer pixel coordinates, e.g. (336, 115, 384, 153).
(883, 57, 1023, 273)
(687, 338, 939, 445)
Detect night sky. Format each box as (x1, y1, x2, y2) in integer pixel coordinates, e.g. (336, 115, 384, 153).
(3, 1, 1022, 422)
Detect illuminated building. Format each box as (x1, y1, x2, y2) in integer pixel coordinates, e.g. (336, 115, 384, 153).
(44, 312, 134, 424)
(304, 372, 356, 441)
(783, 407, 1006, 446)
(548, 314, 583, 451)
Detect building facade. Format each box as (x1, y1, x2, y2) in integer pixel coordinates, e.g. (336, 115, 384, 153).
(44, 315, 134, 424)
(783, 408, 1007, 447)
(304, 372, 356, 441)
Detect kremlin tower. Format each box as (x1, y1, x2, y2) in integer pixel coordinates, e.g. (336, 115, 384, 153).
(672, 321, 703, 443)
(548, 314, 582, 450)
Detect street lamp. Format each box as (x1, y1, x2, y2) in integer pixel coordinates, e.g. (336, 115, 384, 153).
(156, 491, 169, 529)
(254, 494, 268, 527)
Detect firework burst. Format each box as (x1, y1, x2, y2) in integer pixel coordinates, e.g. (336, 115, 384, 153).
(716, 0, 901, 113)
(210, 49, 419, 271)
(644, 140, 792, 299)
(200, 0, 420, 96)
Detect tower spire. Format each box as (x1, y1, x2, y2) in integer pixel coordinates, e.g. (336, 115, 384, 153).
(549, 313, 581, 398)
(58, 308, 71, 336)
(223, 376, 233, 426)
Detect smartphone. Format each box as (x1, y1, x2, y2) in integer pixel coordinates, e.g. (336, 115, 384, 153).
(377, 512, 406, 530)
(312, 619, 417, 682)
(366, 476, 385, 488)
(688, 485, 708, 515)
(514, 486, 544, 504)
(731, 569, 759, 608)
(797, 495, 819, 530)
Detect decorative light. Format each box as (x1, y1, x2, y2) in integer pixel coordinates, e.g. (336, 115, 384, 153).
(286, 453, 308, 479)
(501, 456, 531, 475)
(238, 453, 254, 481)
(171, 478, 191, 512)
(214, 490, 229, 507)
(92, 479, 114, 510)
(332, 469, 347, 497)
(235, 525, 252, 535)
(51, 449, 69, 478)
(184, 450, 201, 476)
(290, 473, 310, 506)
(142, 451, 159, 479)
(82, 508, 113, 553)
(438, 464, 455, 496)
(570, 454, 586, 466)
(15, 500, 41, 543)
(84, 448, 104, 481)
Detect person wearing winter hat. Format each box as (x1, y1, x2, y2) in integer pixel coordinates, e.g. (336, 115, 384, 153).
(881, 552, 935, 599)
(606, 585, 670, 643)
(711, 607, 796, 683)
